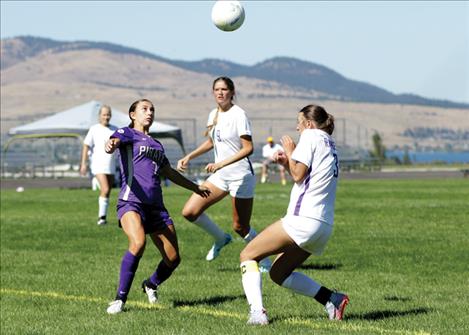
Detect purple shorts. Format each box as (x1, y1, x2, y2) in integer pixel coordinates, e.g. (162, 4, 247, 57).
(117, 200, 174, 234)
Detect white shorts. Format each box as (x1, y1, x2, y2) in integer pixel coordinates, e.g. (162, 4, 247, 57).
(281, 215, 333, 255)
(206, 173, 256, 199)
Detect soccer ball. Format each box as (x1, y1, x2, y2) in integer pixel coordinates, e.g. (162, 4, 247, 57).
(211, 1, 245, 32)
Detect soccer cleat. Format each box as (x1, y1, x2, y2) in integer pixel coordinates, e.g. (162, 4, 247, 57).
(281, 179, 287, 186)
(106, 299, 124, 314)
(258, 257, 272, 273)
(141, 280, 158, 304)
(247, 309, 269, 325)
(260, 176, 267, 184)
(97, 218, 107, 225)
(206, 233, 232, 261)
(325, 292, 349, 320)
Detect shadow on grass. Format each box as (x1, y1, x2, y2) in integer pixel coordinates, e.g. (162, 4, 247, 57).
(346, 307, 432, 321)
(172, 294, 244, 307)
(299, 263, 342, 270)
(384, 295, 412, 302)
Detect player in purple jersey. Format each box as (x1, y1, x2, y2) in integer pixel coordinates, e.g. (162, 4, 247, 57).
(104, 99, 210, 314)
(239, 105, 348, 325)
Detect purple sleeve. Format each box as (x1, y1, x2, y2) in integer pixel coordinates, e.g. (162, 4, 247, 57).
(111, 127, 134, 144)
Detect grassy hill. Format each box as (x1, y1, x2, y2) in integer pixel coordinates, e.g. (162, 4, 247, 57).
(1, 36, 468, 150)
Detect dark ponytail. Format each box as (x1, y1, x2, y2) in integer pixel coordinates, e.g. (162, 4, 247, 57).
(299, 104, 335, 135)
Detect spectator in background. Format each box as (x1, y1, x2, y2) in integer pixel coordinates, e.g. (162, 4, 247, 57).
(80, 105, 117, 225)
(261, 136, 287, 185)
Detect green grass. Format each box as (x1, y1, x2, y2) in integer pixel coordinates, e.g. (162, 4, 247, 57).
(1, 179, 468, 335)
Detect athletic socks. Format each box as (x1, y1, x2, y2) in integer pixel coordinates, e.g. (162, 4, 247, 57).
(241, 260, 264, 312)
(116, 251, 141, 303)
(281, 271, 321, 298)
(98, 196, 109, 218)
(314, 286, 333, 306)
(148, 260, 176, 288)
(193, 213, 226, 242)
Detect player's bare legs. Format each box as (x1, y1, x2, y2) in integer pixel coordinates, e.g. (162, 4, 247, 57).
(95, 173, 114, 225)
(141, 225, 181, 304)
(231, 197, 253, 237)
(182, 181, 232, 261)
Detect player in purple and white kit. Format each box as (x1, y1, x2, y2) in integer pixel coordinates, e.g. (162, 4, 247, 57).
(104, 99, 210, 314)
(239, 105, 349, 325)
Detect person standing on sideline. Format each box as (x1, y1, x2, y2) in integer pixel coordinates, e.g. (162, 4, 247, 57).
(80, 105, 117, 225)
(239, 105, 348, 325)
(104, 99, 210, 314)
(177, 77, 271, 271)
(260, 136, 287, 185)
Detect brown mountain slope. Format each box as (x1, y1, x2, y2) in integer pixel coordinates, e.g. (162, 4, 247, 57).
(1, 41, 468, 150)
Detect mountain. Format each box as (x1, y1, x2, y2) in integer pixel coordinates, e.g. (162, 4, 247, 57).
(2, 36, 467, 109)
(1, 36, 468, 151)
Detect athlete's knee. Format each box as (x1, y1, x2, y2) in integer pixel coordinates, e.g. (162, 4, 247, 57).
(181, 206, 201, 222)
(240, 245, 257, 263)
(129, 239, 146, 256)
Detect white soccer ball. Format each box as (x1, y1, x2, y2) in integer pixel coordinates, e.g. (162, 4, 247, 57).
(211, 1, 245, 32)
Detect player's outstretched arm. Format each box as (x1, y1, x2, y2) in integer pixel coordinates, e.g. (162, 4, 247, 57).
(177, 138, 214, 172)
(161, 165, 211, 198)
(105, 138, 121, 154)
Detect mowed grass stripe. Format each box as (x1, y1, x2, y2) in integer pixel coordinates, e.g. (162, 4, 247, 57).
(1, 288, 431, 335)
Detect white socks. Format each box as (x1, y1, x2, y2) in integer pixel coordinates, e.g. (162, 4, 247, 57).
(241, 260, 264, 312)
(281, 272, 321, 298)
(98, 196, 109, 218)
(194, 213, 226, 242)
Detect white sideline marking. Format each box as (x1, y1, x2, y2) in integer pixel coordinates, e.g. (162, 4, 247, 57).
(1, 288, 431, 335)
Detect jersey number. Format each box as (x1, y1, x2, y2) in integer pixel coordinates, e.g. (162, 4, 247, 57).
(333, 153, 339, 178)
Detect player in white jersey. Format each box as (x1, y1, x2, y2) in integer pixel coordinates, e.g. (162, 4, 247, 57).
(177, 77, 271, 271)
(239, 104, 349, 325)
(260, 136, 287, 185)
(80, 105, 118, 225)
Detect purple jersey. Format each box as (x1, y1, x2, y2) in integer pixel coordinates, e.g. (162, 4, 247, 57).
(111, 127, 169, 205)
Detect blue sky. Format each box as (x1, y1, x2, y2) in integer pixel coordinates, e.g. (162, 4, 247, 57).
(1, 1, 468, 103)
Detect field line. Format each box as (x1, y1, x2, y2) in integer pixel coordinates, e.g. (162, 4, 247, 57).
(2, 288, 431, 335)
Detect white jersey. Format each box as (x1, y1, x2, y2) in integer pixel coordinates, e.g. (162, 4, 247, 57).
(207, 104, 254, 180)
(84, 123, 118, 175)
(286, 129, 339, 225)
(262, 143, 284, 159)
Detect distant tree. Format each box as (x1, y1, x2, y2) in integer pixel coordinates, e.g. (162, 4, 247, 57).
(402, 148, 411, 165)
(370, 132, 386, 162)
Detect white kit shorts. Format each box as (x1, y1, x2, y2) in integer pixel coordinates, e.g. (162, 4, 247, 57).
(207, 173, 256, 199)
(281, 215, 333, 255)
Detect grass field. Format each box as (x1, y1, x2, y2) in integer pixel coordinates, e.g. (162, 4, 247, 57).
(1, 179, 468, 335)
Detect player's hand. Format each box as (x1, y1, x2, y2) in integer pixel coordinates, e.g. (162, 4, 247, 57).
(177, 157, 190, 172)
(79, 164, 87, 176)
(205, 162, 222, 173)
(274, 151, 288, 165)
(280, 135, 296, 155)
(196, 185, 211, 198)
(105, 138, 119, 153)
